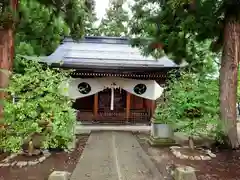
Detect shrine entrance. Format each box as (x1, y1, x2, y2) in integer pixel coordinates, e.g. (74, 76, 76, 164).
(40, 36, 178, 125)
(69, 77, 163, 124)
(73, 89, 154, 124)
(97, 88, 127, 123)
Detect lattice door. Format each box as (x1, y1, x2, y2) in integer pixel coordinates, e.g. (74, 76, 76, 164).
(97, 88, 126, 122)
(98, 88, 126, 111)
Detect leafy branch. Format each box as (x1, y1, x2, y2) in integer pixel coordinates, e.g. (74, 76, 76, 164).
(154, 71, 224, 145)
(1, 57, 75, 152)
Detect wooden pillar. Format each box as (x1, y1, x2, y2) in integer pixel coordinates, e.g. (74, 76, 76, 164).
(93, 93, 98, 120)
(126, 92, 131, 121)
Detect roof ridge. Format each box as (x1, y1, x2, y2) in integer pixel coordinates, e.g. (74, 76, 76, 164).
(62, 36, 130, 45)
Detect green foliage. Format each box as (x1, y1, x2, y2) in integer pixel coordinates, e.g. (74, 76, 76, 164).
(16, 0, 70, 56)
(97, 0, 129, 36)
(1, 0, 93, 39)
(154, 103, 172, 124)
(13, 0, 90, 72)
(237, 70, 240, 102)
(0, 1, 17, 29)
(130, 0, 240, 148)
(154, 71, 224, 141)
(129, 0, 232, 72)
(0, 0, 95, 153)
(84, 7, 99, 36)
(0, 57, 75, 152)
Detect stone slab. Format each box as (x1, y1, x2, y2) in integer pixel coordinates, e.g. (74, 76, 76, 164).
(114, 132, 162, 180)
(70, 132, 119, 180)
(70, 131, 162, 180)
(75, 125, 150, 134)
(48, 171, 70, 180)
(148, 136, 176, 147)
(174, 166, 197, 180)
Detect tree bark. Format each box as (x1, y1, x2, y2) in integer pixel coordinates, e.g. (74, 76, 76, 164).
(220, 16, 240, 149)
(0, 0, 17, 119)
(0, 28, 13, 118)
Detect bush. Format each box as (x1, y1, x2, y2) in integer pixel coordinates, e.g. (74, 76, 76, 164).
(154, 71, 224, 143)
(0, 57, 75, 152)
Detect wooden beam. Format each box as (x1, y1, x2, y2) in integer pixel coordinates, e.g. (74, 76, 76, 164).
(126, 92, 131, 121)
(93, 93, 98, 120)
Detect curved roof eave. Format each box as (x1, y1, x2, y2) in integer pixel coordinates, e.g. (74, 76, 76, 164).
(22, 36, 181, 69)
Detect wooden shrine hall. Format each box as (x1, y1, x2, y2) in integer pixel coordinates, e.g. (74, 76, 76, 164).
(43, 36, 179, 124)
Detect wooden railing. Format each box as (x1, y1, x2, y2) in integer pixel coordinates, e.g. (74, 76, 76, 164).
(76, 110, 93, 122)
(77, 110, 150, 124)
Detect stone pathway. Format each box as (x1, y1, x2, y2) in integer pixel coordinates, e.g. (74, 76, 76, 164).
(70, 131, 162, 180)
(75, 125, 150, 134)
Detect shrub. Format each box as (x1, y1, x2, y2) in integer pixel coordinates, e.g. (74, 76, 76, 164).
(0, 57, 75, 152)
(154, 71, 224, 143)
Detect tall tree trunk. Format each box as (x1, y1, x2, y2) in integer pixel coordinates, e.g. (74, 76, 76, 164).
(220, 16, 240, 149)
(0, 0, 17, 119)
(0, 28, 13, 118)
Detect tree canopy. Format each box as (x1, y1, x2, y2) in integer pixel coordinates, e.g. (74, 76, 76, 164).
(15, 0, 69, 56)
(97, 0, 130, 36)
(9, 0, 97, 71)
(131, 0, 240, 59)
(130, 0, 240, 148)
(130, 0, 221, 66)
(0, 0, 92, 152)
(0, 0, 94, 39)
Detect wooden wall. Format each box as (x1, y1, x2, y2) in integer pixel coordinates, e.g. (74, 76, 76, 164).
(72, 95, 94, 110)
(73, 93, 156, 112)
(130, 94, 156, 115)
(130, 95, 143, 109)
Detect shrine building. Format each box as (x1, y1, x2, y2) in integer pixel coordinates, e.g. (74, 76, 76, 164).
(42, 36, 179, 124)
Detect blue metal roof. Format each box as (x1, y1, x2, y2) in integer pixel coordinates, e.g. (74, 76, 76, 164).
(43, 36, 178, 69)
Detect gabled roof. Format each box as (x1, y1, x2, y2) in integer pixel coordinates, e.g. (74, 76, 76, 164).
(42, 36, 178, 69)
